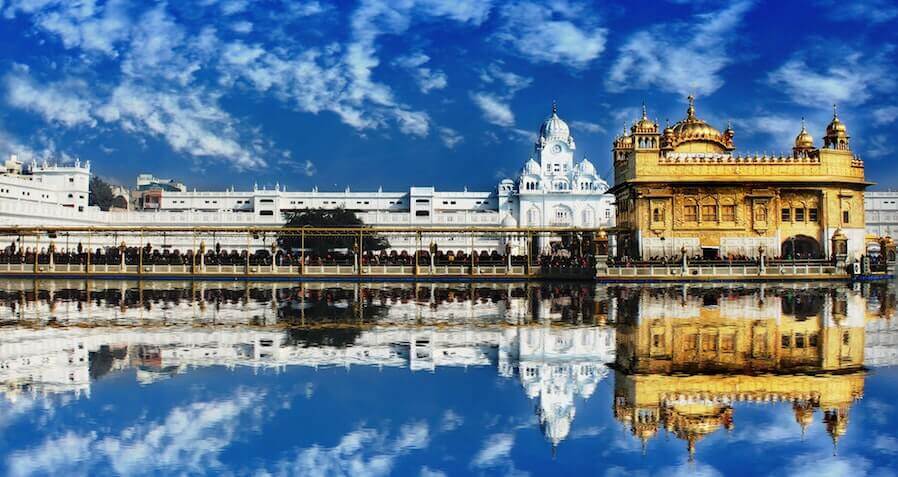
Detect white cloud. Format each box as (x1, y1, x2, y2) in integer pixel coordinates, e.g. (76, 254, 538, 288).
(867, 134, 892, 158)
(816, 0, 898, 23)
(393, 52, 448, 93)
(471, 92, 515, 127)
(607, 0, 754, 96)
(230, 20, 253, 34)
(766, 45, 897, 107)
(738, 114, 807, 151)
(438, 127, 463, 148)
(479, 63, 532, 96)
(5, 69, 95, 127)
(496, 1, 606, 68)
(29, 0, 132, 56)
(872, 106, 898, 125)
(471, 433, 514, 468)
(571, 120, 605, 134)
(96, 82, 265, 170)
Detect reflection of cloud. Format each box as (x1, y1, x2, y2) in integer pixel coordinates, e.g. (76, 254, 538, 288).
(472, 433, 513, 468)
(6, 389, 263, 477)
(419, 466, 447, 477)
(7, 431, 95, 477)
(265, 421, 431, 477)
(873, 435, 898, 454)
(440, 409, 463, 431)
(772, 455, 872, 477)
(570, 426, 604, 439)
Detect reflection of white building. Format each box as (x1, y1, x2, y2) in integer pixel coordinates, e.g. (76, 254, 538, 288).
(0, 323, 615, 447)
(0, 106, 614, 252)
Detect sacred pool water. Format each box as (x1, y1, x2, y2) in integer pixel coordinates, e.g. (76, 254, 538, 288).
(0, 279, 896, 476)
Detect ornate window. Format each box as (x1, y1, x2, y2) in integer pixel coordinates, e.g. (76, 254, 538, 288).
(795, 208, 805, 221)
(722, 204, 735, 222)
(582, 208, 594, 226)
(809, 208, 818, 222)
(755, 206, 768, 222)
(684, 204, 698, 222)
(843, 210, 850, 224)
(701, 204, 718, 222)
(527, 208, 540, 226)
(652, 208, 663, 222)
(781, 207, 791, 222)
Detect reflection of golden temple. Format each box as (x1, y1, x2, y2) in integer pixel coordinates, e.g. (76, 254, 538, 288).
(612, 285, 867, 460)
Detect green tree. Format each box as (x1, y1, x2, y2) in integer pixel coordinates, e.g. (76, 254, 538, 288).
(89, 176, 116, 211)
(277, 208, 389, 256)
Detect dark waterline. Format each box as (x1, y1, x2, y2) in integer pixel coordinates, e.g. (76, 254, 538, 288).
(0, 280, 896, 476)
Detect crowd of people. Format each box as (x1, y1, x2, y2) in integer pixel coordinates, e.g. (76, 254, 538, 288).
(0, 241, 594, 271)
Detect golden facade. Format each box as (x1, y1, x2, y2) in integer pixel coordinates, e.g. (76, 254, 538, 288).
(610, 98, 870, 260)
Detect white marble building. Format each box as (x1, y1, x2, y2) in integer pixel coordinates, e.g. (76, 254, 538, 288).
(865, 191, 898, 237)
(0, 106, 615, 252)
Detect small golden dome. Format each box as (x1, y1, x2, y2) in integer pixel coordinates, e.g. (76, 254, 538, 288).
(632, 103, 657, 132)
(795, 119, 814, 149)
(619, 134, 633, 147)
(826, 105, 848, 135)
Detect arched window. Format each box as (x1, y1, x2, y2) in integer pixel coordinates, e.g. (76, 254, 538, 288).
(553, 206, 572, 225)
(683, 199, 698, 222)
(582, 208, 594, 226)
(527, 208, 540, 226)
(755, 205, 768, 222)
(700, 197, 718, 222)
(652, 208, 663, 222)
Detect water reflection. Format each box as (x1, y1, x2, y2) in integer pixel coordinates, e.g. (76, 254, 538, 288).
(0, 280, 896, 475)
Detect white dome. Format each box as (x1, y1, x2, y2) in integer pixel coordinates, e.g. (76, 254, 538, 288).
(539, 110, 570, 142)
(578, 158, 596, 175)
(502, 214, 518, 227)
(524, 158, 541, 175)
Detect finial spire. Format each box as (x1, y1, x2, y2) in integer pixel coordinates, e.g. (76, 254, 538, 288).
(642, 101, 647, 119)
(801, 116, 806, 131)
(833, 103, 838, 119)
(552, 100, 557, 115)
(687, 94, 696, 118)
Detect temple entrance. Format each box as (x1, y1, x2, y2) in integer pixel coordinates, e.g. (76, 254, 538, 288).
(781, 235, 821, 259)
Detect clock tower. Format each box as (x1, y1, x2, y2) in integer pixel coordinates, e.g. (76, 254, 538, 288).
(536, 102, 576, 176)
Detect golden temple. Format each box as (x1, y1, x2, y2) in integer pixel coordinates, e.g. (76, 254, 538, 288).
(609, 98, 870, 261)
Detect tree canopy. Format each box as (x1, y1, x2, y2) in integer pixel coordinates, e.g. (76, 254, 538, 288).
(277, 208, 389, 256)
(89, 176, 116, 211)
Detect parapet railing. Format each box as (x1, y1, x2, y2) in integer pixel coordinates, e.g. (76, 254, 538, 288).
(0, 261, 596, 279)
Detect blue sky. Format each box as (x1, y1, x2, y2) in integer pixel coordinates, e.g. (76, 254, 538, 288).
(0, 0, 896, 191)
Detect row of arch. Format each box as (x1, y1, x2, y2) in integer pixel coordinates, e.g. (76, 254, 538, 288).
(521, 179, 604, 192)
(525, 206, 598, 226)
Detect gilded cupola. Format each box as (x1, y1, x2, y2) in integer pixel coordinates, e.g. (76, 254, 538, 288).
(631, 103, 658, 134)
(823, 104, 850, 150)
(667, 95, 735, 153)
(793, 118, 815, 154)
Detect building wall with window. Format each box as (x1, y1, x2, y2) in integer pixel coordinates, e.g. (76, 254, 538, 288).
(0, 106, 615, 253)
(610, 98, 869, 260)
(864, 191, 898, 238)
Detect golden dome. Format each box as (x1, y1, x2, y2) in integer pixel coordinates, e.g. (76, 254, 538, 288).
(794, 119, 814, 149)
(632, 103, 657, 132)
(826, 105, 848, 135)
(667, 96, 733, 152)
